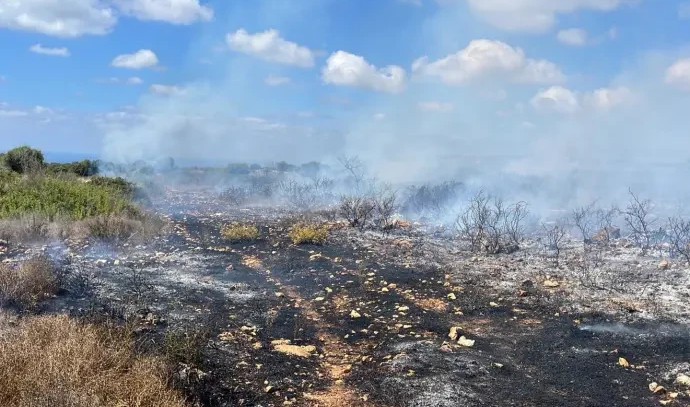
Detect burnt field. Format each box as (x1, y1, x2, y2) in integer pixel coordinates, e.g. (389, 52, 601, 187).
(3, 186, 690, 407)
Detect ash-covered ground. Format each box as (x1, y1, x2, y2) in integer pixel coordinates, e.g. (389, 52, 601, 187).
(4, 186, 690, 407)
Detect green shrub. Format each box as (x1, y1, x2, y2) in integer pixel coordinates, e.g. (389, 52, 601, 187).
(2, 146, 44, 173)
(0, 175, 138, 220)
(45, 160, 98, 177)
(220, 223, 260, 242)
(288, 223, 328, 245)
(88, 176, 135, 198)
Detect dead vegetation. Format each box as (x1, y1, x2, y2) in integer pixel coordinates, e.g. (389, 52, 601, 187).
(0, 211, 164, 244)
(456, 191, 528, 254)
(0, 315, 187, 407)
(0, 256, 58, 309)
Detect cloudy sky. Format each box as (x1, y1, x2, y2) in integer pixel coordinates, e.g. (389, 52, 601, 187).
(1, 0, 690, 188)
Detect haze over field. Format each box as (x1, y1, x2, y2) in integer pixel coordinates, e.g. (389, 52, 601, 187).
(2, 0, 690, 204)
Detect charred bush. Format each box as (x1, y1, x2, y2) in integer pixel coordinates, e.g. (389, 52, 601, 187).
(622, 189, 656, 254)
(339, 195, 375, 231)
(541, 220, 568, 267)
(248, 170, 281, 199)
(667, 216, 690, 263)
(456, 191, 528, 254)
(571, 202, 597, 244)
(372, 187, 399, 231)
(402, 181, 463, 218)
(279, 177, 334, 210)
(220, 186, 249, 206)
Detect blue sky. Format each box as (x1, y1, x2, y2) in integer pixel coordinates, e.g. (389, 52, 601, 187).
(1, 0, 690, 187)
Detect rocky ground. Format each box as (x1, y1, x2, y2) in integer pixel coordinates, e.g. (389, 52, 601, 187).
(2, 186, 690, 407)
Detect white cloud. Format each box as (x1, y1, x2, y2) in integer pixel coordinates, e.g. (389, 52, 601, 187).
(0, 0, 116, 37)
(111, 49, 159, 69)
(149, 84, 184, 95)
(665, 58, 690, 90)
(583, 86, 636, 110)
(264, 75, 291, 86)
(412, 39, 564, 85)
(373, 113, 386, 120)
(0, 109, 29, 117)
(418, 101, 454, 112)
(127, 76, 143, 85)
(557, 28, 588, 46)
(114, 0, 213, 24)
(33, 106, 54, 114)
(531, 86, 580, 114)
(322, 51, 406, 93)
(464, 0, 631, 32)
(29, 43, 70, 57)
(226, 29, 315, 68)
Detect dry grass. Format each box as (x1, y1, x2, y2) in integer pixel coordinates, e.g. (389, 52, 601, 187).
(289, 223, 329, 245)
(221, 222, 260, 242)
(74, 213, 165, 242)
(0, 256, 58, 308)
(0, 212, 164, 244)
(0, 315, 188, 407)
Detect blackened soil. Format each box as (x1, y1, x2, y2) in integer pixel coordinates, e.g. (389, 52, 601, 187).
(21, 189, 689, 407)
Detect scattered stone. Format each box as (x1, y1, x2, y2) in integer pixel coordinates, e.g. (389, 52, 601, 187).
(618, 357, 630, 368)
(543, 279, 560, 288)
(271, 339, 317, 358)
(649, 382, 666, 394)
(447, 293, 456, 300)
(350, 310, 362, 319)
(658, 259, 670, 271)
(457, 336, 475, 347)
(675, 374, 690, 387)
(448, 326, 463, 341)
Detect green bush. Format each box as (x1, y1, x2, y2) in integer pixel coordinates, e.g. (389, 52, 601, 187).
(288, 223, 328, 245)
(88, 176, 135, 198)
(221, 223, 260, 242)
(0, 175, 138, 220)
(2, 146, 44, 173)
(45, 160, 98, 177)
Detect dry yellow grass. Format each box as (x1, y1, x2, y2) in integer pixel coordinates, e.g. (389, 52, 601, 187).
(0, 315, 188, 407)
(0, 256, 58, 308)
(221, 222, 260, 242)
(289, 223, 329, 245)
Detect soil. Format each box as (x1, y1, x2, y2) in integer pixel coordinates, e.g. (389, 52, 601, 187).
(2, 186, 689, 407)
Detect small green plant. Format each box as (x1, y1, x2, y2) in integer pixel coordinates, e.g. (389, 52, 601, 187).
(220, 223, 260, 242)
(289, 223, 328, 245)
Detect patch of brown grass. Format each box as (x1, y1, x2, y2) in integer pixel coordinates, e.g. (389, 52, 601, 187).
(0, 212, 164, 244)
(0, 315, 188, 407)
(0, 256, 58, 308)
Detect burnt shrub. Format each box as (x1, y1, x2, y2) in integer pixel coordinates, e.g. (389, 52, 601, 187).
(402, 181, 463, 218)
(339, 195, 375, 231)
